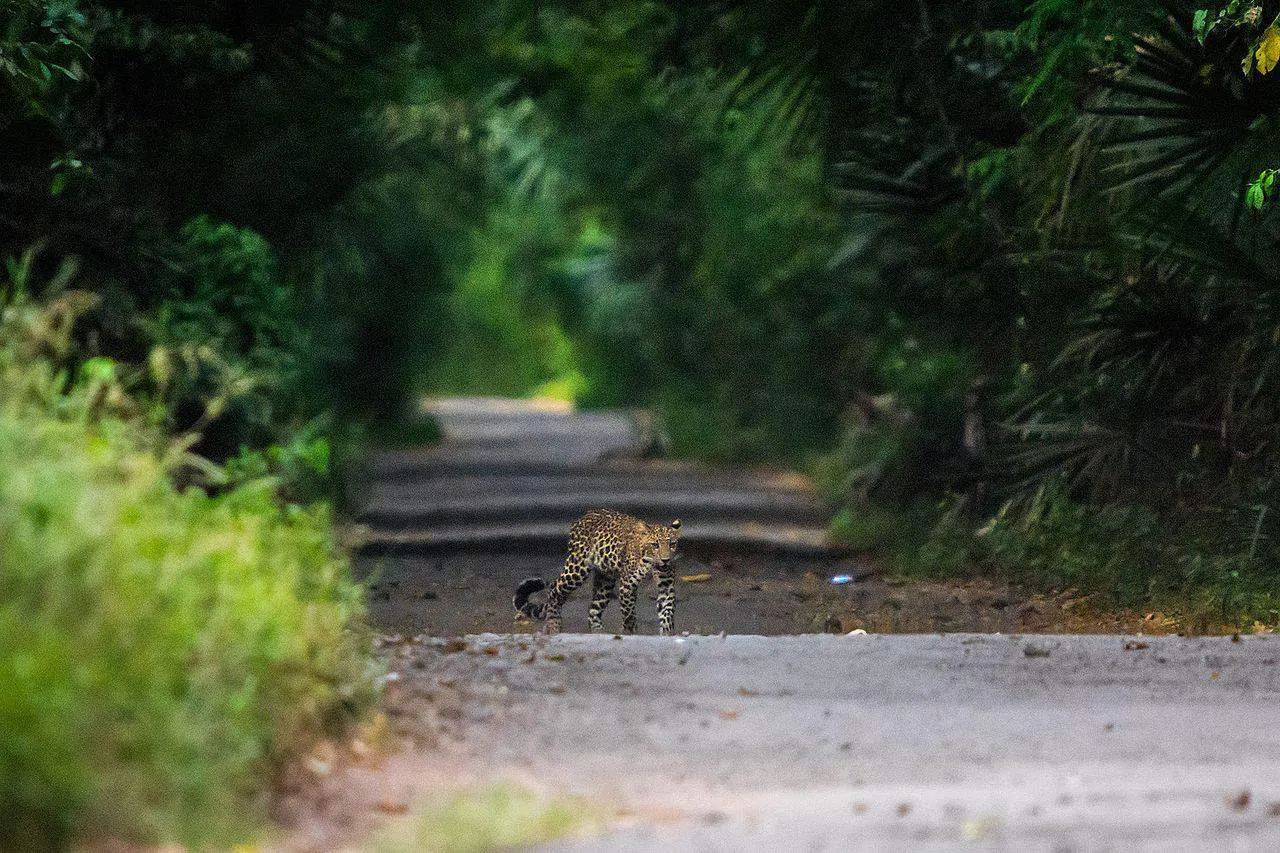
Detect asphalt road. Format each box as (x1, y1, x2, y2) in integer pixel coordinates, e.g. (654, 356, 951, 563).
(374, 631, 1280, 852)
(316, 400, 1280, 852)
(357, 397, 837, 558)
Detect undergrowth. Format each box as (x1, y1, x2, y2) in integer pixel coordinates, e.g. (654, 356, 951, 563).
(833, 486, 1280, 633)
(0, 292, 375, 850)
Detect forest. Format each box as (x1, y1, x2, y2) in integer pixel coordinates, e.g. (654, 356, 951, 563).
(4, 0, 1280, 847)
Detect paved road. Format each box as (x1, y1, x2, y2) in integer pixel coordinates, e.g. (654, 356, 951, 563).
(353, 397, 861, 637)
(329, 399, 1280, 851)
(377, 631, 1280, 852)
(358, 397, 838, 556)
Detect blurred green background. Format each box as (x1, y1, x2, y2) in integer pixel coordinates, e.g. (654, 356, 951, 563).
(5, 0, 1280, 847)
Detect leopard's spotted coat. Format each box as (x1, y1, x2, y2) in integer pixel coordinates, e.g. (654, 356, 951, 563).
(514, 509, 682, 634)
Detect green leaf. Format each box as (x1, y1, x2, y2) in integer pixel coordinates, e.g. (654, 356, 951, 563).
(1246, 181, 1266, 209)
(1193, 9, 1210, 43)
(79, 357, 117, 382)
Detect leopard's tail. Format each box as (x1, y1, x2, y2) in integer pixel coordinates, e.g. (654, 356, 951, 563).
(514, 577, 547, 619)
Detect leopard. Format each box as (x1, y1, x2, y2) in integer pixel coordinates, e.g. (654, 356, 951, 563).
(514, 509, 682, 635)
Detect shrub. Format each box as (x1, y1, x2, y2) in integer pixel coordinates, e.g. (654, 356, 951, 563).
(0, 297, 374, 850)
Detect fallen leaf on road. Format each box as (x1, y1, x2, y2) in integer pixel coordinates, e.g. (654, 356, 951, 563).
(1227, 790, 1251, 812)
(482, 647, 499, 656)
(737, 686, 759, 696)
(680, 573, 712, 583)
(717, 709, 739, 720)
(896, 803, 912, 817)
(375, 799, 409, 815)
(1123, 641, 1149, 651)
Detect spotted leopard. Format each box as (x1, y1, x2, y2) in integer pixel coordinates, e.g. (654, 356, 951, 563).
(514, 509, 682, 635)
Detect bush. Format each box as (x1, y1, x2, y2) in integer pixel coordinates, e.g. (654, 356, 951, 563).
(0, 298, 374, 850)
(143, 215, 303, 460)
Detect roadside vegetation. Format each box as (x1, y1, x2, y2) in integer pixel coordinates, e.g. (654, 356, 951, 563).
(2, 1, 451, 847)
(5, 0, 1280, 847)
(0, 288, 373, 849)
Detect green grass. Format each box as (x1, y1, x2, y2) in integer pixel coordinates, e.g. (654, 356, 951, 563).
(0, 319, 374, 849)
(375, 784, 604, 853)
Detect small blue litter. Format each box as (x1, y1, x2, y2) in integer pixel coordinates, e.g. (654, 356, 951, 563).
(829, 574, 854, 585)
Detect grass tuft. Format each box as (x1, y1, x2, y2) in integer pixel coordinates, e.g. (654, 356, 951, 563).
(376, 784, 603, 853)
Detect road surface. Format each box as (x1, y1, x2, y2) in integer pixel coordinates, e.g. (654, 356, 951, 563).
(353, 397, 865, 637)
(290, 400, 1280, 851)
(297, 631, 1280, 851)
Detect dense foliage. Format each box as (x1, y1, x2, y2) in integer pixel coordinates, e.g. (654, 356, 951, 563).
(0, 0, 484, 462)
(0, 290, 371, 850)
(2, 3, 457, 845)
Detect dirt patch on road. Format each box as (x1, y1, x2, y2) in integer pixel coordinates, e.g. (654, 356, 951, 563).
(810, 573, 1186, 636)
(357, 549, 1181, 638)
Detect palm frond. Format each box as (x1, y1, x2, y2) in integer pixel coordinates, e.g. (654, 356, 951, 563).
(1085, 7, 1278, 205)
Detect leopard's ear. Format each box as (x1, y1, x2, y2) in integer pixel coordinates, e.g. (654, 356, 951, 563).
(670, 518, 681, 533)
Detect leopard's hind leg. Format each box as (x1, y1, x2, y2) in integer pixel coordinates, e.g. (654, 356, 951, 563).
(541, 554, 589, 633)
(618, 575, 641, 634)
(587, 573, 615, 632)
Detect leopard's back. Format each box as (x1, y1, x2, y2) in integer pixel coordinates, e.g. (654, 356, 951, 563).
(568, 508, 648, 577)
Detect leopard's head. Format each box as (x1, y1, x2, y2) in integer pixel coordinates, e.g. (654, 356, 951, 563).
(640, 518, 681, 570)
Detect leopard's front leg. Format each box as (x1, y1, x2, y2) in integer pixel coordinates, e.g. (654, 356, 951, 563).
(655, 569, 676, 635)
